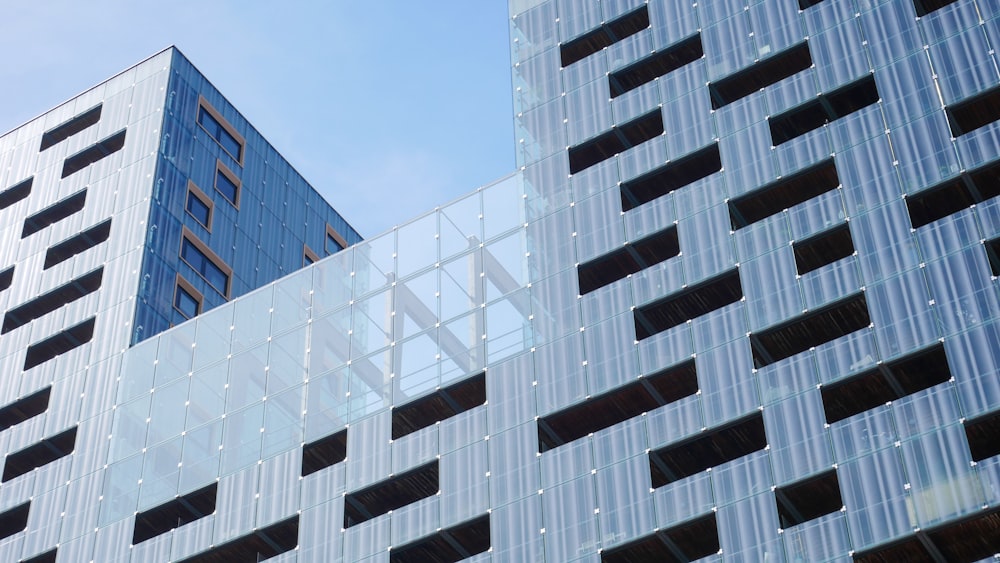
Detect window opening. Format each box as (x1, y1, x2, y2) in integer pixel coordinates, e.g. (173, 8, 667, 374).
(709, 42, 812, 109)
(0, 177, 32, 210)
(197, 98, 244, 163)
(326, 223, 348, 254)
(538, 359, 697, 453)
(185, 181, 212, 230)
(907, 159, 1000, 229)
(392, 372, 486, 440)
(0, 503, 29, 541)
(23, 317, 96, 371)
(19, 549, 57, 563)
(343, 461, 439, 528)
(180, 229, 231, 297)
(560, 5, 650, 67)
(793, 222, 854, 275)
(729, 158, 840, 229)
(634, 268, 743, 340)
(853, 507, 1000, 563)
(0, 387, 51, 433)
(648, 412, 767, 488)
(3, 267, 103, 334)
(2, 426, 77, 482)
(214, 161, 240, 207)
(821, 343, 950, 423)
(601, 513, 719, 563)
(175, 515, 298, 563)
(61, 129, 126, 178)
(173, 275, 202, 320)
(132, 483, 217, 544)
(774, 469, 843, 528)
(577, 225, 680, 295)
(568, 109, 663, 174)
(750, 292, 870, 368)
(769, 75, 880, 145)
(620, 143, 722, 211)
(390, 514, 490, 563)
(914, 0, 962, 17)
(965, 409, 1000, 462)
(40, 105, 102, 151)
(0, 266, 12, 292)
(609, 34, 703, 97)
(43, 219, 111, 269)
(22, 189, 87, 238)
(301, 428, 347, 477)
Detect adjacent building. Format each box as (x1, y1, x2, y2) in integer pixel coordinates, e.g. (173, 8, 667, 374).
(2, 0, 1000, 561)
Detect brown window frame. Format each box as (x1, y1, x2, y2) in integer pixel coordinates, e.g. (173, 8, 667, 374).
(325, 223, 348, 254)
(303, 244, 320, 267)
(197, 96, 245, 165)
(185, 180, 214, 231)
(173, 274, 204, 319)
(179, 227, 233, 298)
(213, 159, 241, 208)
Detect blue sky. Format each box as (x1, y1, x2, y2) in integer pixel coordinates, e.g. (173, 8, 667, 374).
(0, 2, 515, 238)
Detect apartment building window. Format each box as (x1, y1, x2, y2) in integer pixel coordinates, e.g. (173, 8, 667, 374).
(214, 160, 240, 207)
(325, 223, 347, 254)
(197, 97, 244, 163)
(185, 181, 212, 230)
(303, 244, 320, 266)
(180, 228, 231, 297)
(173, 275, 203, 319)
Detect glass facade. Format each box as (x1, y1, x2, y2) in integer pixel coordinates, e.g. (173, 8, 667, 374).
(2, 0, 1000, 561)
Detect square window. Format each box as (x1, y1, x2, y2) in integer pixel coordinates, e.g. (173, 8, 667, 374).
(174, 284, 200, 319)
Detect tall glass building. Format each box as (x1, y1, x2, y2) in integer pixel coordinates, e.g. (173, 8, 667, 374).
(2, 0, 1000, 561)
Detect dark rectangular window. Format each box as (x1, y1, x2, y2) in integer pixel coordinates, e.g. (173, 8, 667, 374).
(793, 222, 854, 275)
(2, 427, 77, 482)
(20, 548, 57, 563)
(913, 0, 961, 17)
(197, 99, 244, 163)
(853, 507, 1000, 563)
(620, 143, 722, 211)
(709, 42, 812, 109)
(568, 110, 663, 174)
(185, 181, 212, 230)
(392, 372, 486, 439)
(301, 428, 347, 477)
(769, 75, 879, 145)
(390, 514, 490, 563)
(799, 0, 826, 8)
(750, 292, 870, 368)
(560, 5, 649, 67)
(0, 387, 50, 433)
(648, 413, 767, 488)
(538, 359, 697, 453)
(344, 461, 439, 528)
(61, 130, 126, 178)
(634, 268, 743, 340)
(175, 515, 298, 563)
(822, 344, 950, 423)
(907, 159, 1000, 229)
(43, 219, 111, 270)
(214, 161, 240, 207)
(326, 224, 348, 254)
(173, 276, 202, 320)
(22, 189, 87, 238)
(947, 85, 1000, 136)
(965, 410, 1000, 462)
(729, 158, 840, 229)
(0, 177, 32, 210)
(133, 483, 217, 544)
(601, 513, 719, 563)
(3, 267, 103, 334)
(0, 266, 12, 292)
(181, 231, 230, 297)
(609, 34, 703, 97)
(40, 105, 102, 151)
(577, 225, 680, 295)
(774, 470, 843, 528)
(23, 317, 96, 371)
(0, 503, 29, 541)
